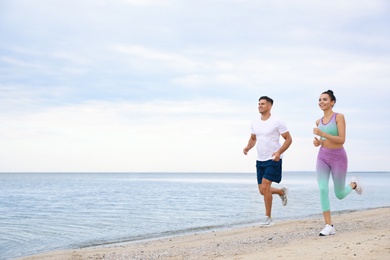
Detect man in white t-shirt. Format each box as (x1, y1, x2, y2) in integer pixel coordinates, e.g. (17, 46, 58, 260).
(243, 96, 292, 226)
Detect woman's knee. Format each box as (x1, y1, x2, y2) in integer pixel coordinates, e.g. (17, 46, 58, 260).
(335, 191, 346, 200)
(318, 186, 328, 196)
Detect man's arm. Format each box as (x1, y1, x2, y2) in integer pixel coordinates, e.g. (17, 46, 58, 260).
(272, 131, 292, 160)
(243, 134, 257, 155)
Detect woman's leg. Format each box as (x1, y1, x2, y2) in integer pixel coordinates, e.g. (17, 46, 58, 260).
(322, 211, 331, 225)
(316, 153, 332, 224)
(330, 148, 353, 199)
(317, 157, 331, 213)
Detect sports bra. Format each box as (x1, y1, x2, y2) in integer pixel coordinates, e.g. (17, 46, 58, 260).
(318, 113, 339, 140)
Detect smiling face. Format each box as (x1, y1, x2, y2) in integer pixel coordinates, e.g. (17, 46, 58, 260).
(318, 93, 335, 111)
(258, 99, 272, 115)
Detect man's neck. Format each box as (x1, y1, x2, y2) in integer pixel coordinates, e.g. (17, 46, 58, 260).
(261, 113, 271, 121)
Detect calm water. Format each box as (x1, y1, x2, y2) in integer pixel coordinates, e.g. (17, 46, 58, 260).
(0, 172, 389, 260)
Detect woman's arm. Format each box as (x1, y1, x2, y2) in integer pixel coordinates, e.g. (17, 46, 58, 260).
(313, 114, 346, 145)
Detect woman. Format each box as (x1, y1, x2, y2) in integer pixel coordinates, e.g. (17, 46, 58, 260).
(313, 90, 363, 236)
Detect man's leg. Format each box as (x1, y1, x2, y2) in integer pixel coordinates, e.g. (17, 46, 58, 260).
(261, 178, 273, 217)
(270, 187, 284, 195)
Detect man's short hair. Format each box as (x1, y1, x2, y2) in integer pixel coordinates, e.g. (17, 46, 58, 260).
(259, 96, 274, 105)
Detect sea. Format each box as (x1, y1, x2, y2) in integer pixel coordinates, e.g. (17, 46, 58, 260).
(1, 171, 389, 260)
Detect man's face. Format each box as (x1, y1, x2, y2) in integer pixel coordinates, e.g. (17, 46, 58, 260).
(258, 99, 271, 114)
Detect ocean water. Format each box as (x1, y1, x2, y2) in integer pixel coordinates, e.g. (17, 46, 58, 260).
(0, 172, 389, 260)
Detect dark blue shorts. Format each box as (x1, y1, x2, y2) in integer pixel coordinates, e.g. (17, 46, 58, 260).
(256, 159, 282, 184)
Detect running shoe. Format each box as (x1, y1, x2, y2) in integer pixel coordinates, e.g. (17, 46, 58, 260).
(260, 216, 274, 227)
(319, 224, 335, 236)
(351, 176, 363, 195)
(279, 186, 288, 206)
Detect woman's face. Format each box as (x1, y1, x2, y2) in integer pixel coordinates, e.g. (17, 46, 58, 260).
(318, 93, 335, 111)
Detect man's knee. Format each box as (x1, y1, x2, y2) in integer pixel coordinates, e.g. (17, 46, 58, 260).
(261, 179, 271, 192)
(258, 184, 264, 195)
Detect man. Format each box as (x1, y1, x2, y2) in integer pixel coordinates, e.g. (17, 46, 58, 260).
(243, 96, 292, 226)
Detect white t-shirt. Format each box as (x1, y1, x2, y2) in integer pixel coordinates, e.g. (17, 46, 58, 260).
(251, 115, 289, 161)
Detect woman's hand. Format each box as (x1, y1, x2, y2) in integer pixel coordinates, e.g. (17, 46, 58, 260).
(313, 137, 321, 147)
(313, 127, 323, 137)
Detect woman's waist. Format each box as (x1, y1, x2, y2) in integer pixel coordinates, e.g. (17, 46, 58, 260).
(321, 140, 344, 149)
(320, 144, 345, 152)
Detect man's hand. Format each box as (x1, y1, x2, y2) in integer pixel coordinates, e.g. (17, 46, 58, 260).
(243, 146, 251, 155)
(271, 152, 280, 161)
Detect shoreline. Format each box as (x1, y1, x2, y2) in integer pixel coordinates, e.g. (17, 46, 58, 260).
(19, 207, 390, 259)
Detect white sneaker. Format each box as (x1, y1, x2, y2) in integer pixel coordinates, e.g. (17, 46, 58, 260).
(279, 186, 288, 206)
(319, 224, 335, 236)
(260, 216, 274, 227)
(351, 176, 363, 195)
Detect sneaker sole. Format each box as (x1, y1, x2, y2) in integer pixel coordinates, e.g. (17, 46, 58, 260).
(280, 187, 288, 206)
(260, 223, 275, 227)
(352, 177, 364, 195)
(319, 233, 335, 236)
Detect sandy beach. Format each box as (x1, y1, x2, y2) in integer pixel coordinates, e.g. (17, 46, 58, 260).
(19, 207, 390, 260)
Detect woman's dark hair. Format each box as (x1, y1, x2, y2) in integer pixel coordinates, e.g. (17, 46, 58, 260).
(322, 90, 336, 103)
(259, 96, 274, 105)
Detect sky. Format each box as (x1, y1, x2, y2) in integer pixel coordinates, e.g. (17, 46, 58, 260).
(0, 0, 389, 173)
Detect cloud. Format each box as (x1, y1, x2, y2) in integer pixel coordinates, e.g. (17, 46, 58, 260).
(112, 45, 200, 72)
(0, 98, 254, 171)
(0, 0, 389, 172)
(119, 0, 173, 6)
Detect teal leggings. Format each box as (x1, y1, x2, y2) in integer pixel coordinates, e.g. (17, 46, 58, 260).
(316, 146, 353, 212)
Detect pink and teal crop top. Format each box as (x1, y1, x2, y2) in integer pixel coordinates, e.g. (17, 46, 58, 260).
(318, 113, 339, 140)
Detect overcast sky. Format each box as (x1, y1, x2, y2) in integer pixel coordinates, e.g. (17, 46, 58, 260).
(1, 0, 389, 173)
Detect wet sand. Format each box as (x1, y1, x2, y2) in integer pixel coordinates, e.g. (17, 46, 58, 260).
(19, 207, 390, 259)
